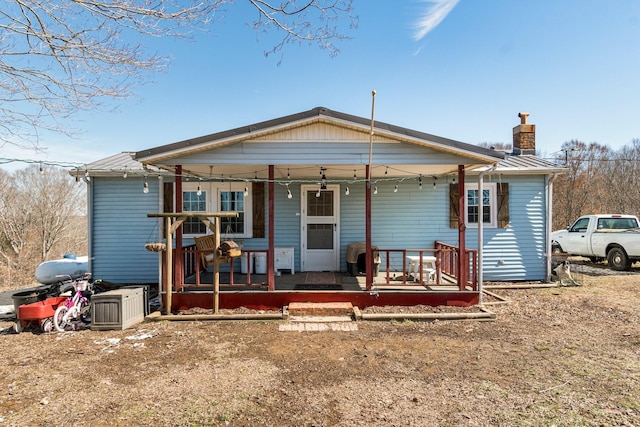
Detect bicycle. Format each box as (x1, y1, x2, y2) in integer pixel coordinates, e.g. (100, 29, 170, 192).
(53, 273, 93, 332)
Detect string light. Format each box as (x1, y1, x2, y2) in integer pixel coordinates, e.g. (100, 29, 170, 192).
(345, 186, 350, 196)
(5, 158, 456, 194)
(373, 186, 378, 195)
(286, 184, 292, 199)
(316, 188, 321, 198)
(196, 179, 202, 196)
(394, 183, 399, 193)
(419, 174, 423, 190)
(244, 185, 249, 197)
(39, 163, 44, 174)
(143, 176, 149, 194)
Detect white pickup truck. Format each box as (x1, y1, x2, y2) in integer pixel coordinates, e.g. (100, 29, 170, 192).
(551, 214, 640, 271)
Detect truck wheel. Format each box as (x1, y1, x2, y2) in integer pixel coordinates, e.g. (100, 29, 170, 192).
(607, 247, 631, 271)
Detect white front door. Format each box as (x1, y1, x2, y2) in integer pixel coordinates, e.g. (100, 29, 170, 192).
(301, 185, 340, 272)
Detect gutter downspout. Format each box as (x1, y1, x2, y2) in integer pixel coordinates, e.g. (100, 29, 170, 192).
(82, 175, 93, 275)
(477, 165, 497, 306)
(546, 173, 559, 281)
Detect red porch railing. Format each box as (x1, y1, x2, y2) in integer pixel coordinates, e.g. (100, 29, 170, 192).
(375, 248, 443, 285)
(162, 242, 477, 291)
(177, 244, 267, 288)
(435, 241, 477, 290)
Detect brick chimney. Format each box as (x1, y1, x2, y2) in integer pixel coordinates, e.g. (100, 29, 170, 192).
(512, 112, 536, 155)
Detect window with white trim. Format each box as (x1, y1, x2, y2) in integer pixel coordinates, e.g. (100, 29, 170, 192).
(181, 182, 252, 238)
(182, 190, 207, 235)
(464, 182, 497, 228)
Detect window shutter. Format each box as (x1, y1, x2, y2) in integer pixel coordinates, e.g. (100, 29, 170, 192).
(497, 182, 510, 228)
(252, 182, 265, 238)
(163, 183, 173, 213)
(449, 183, 459, 228)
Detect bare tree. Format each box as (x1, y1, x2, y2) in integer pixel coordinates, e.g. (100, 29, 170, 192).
(552, 140, 611, 229)
(0, 165, 86, 289)
(0, 0, 357, 148)
(476, 142, 513, 152)
(552, 140, 640, 230)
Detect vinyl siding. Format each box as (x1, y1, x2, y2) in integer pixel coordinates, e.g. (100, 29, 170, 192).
(167, 141, 476, 166)
(91, 177, 161, 283)
(90, 174, 547, 282)
(462, 175, 547, 281)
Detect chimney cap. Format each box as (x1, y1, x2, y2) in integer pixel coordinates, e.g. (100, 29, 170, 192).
(518, 112, 530, 124)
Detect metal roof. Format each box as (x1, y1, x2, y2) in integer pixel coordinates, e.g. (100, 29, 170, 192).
(134, 106, 506, 163)
(472, 153, 567, 175)
(69, 152, 166, 178)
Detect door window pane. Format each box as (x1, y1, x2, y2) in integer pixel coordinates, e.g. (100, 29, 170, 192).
(307, 191, 333, 216)
(307, 224, 333, 249)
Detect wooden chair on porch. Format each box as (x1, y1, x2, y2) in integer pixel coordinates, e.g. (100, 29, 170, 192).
(194, 235, 217, 271)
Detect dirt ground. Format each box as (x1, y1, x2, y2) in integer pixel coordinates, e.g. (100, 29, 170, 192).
(0, 271, 638, 426)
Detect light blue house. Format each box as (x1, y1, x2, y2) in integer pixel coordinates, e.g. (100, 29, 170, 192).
(73, 107, 563, 309)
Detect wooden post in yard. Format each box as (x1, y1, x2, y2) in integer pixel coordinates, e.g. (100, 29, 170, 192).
(213, 218, 221, 313)
(165, 215, 173, 314)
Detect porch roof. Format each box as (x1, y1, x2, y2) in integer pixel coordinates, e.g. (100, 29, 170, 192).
(131, 106, 506, 180)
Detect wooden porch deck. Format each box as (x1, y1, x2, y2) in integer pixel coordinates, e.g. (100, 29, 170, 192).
(161, 241, 480, 312)
(167, 270, 479, 312)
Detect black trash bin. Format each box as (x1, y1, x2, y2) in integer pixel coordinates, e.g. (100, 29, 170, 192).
(12, 287, 49, 313)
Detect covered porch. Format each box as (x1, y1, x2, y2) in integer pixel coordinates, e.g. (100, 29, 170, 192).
(135, 106, 504, 313)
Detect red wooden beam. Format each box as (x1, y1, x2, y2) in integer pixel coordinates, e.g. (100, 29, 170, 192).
(175, 165, 184, 290)
(171, 290, 479, 311)
(365, 164, 373, 291)
(267, 165, 275, 291)
(457, 165, 467, 290)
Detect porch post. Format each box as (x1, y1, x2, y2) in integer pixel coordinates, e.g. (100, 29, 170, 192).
(164, 216, 173, 314)
(267, 165, 275, 291)
(365, 164, 373, 290)
(175, 165, 184, 290)
(457, 165, 467, 290)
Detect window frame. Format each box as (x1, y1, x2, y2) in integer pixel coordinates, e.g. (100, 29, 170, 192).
(181, 182, 253, 238)
(464, 182, 497, 229)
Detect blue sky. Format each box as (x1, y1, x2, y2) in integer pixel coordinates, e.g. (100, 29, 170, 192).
(3, 0, 640, 171)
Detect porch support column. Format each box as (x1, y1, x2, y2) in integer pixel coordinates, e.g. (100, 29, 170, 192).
(365, 164, 373, 291)
(457, 165, 467, 290)
(267, 165, 275, 291)
(175, 165, 184, 291)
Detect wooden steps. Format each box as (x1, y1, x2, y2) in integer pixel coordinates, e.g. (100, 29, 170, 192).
(287, 302, 354, 317)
